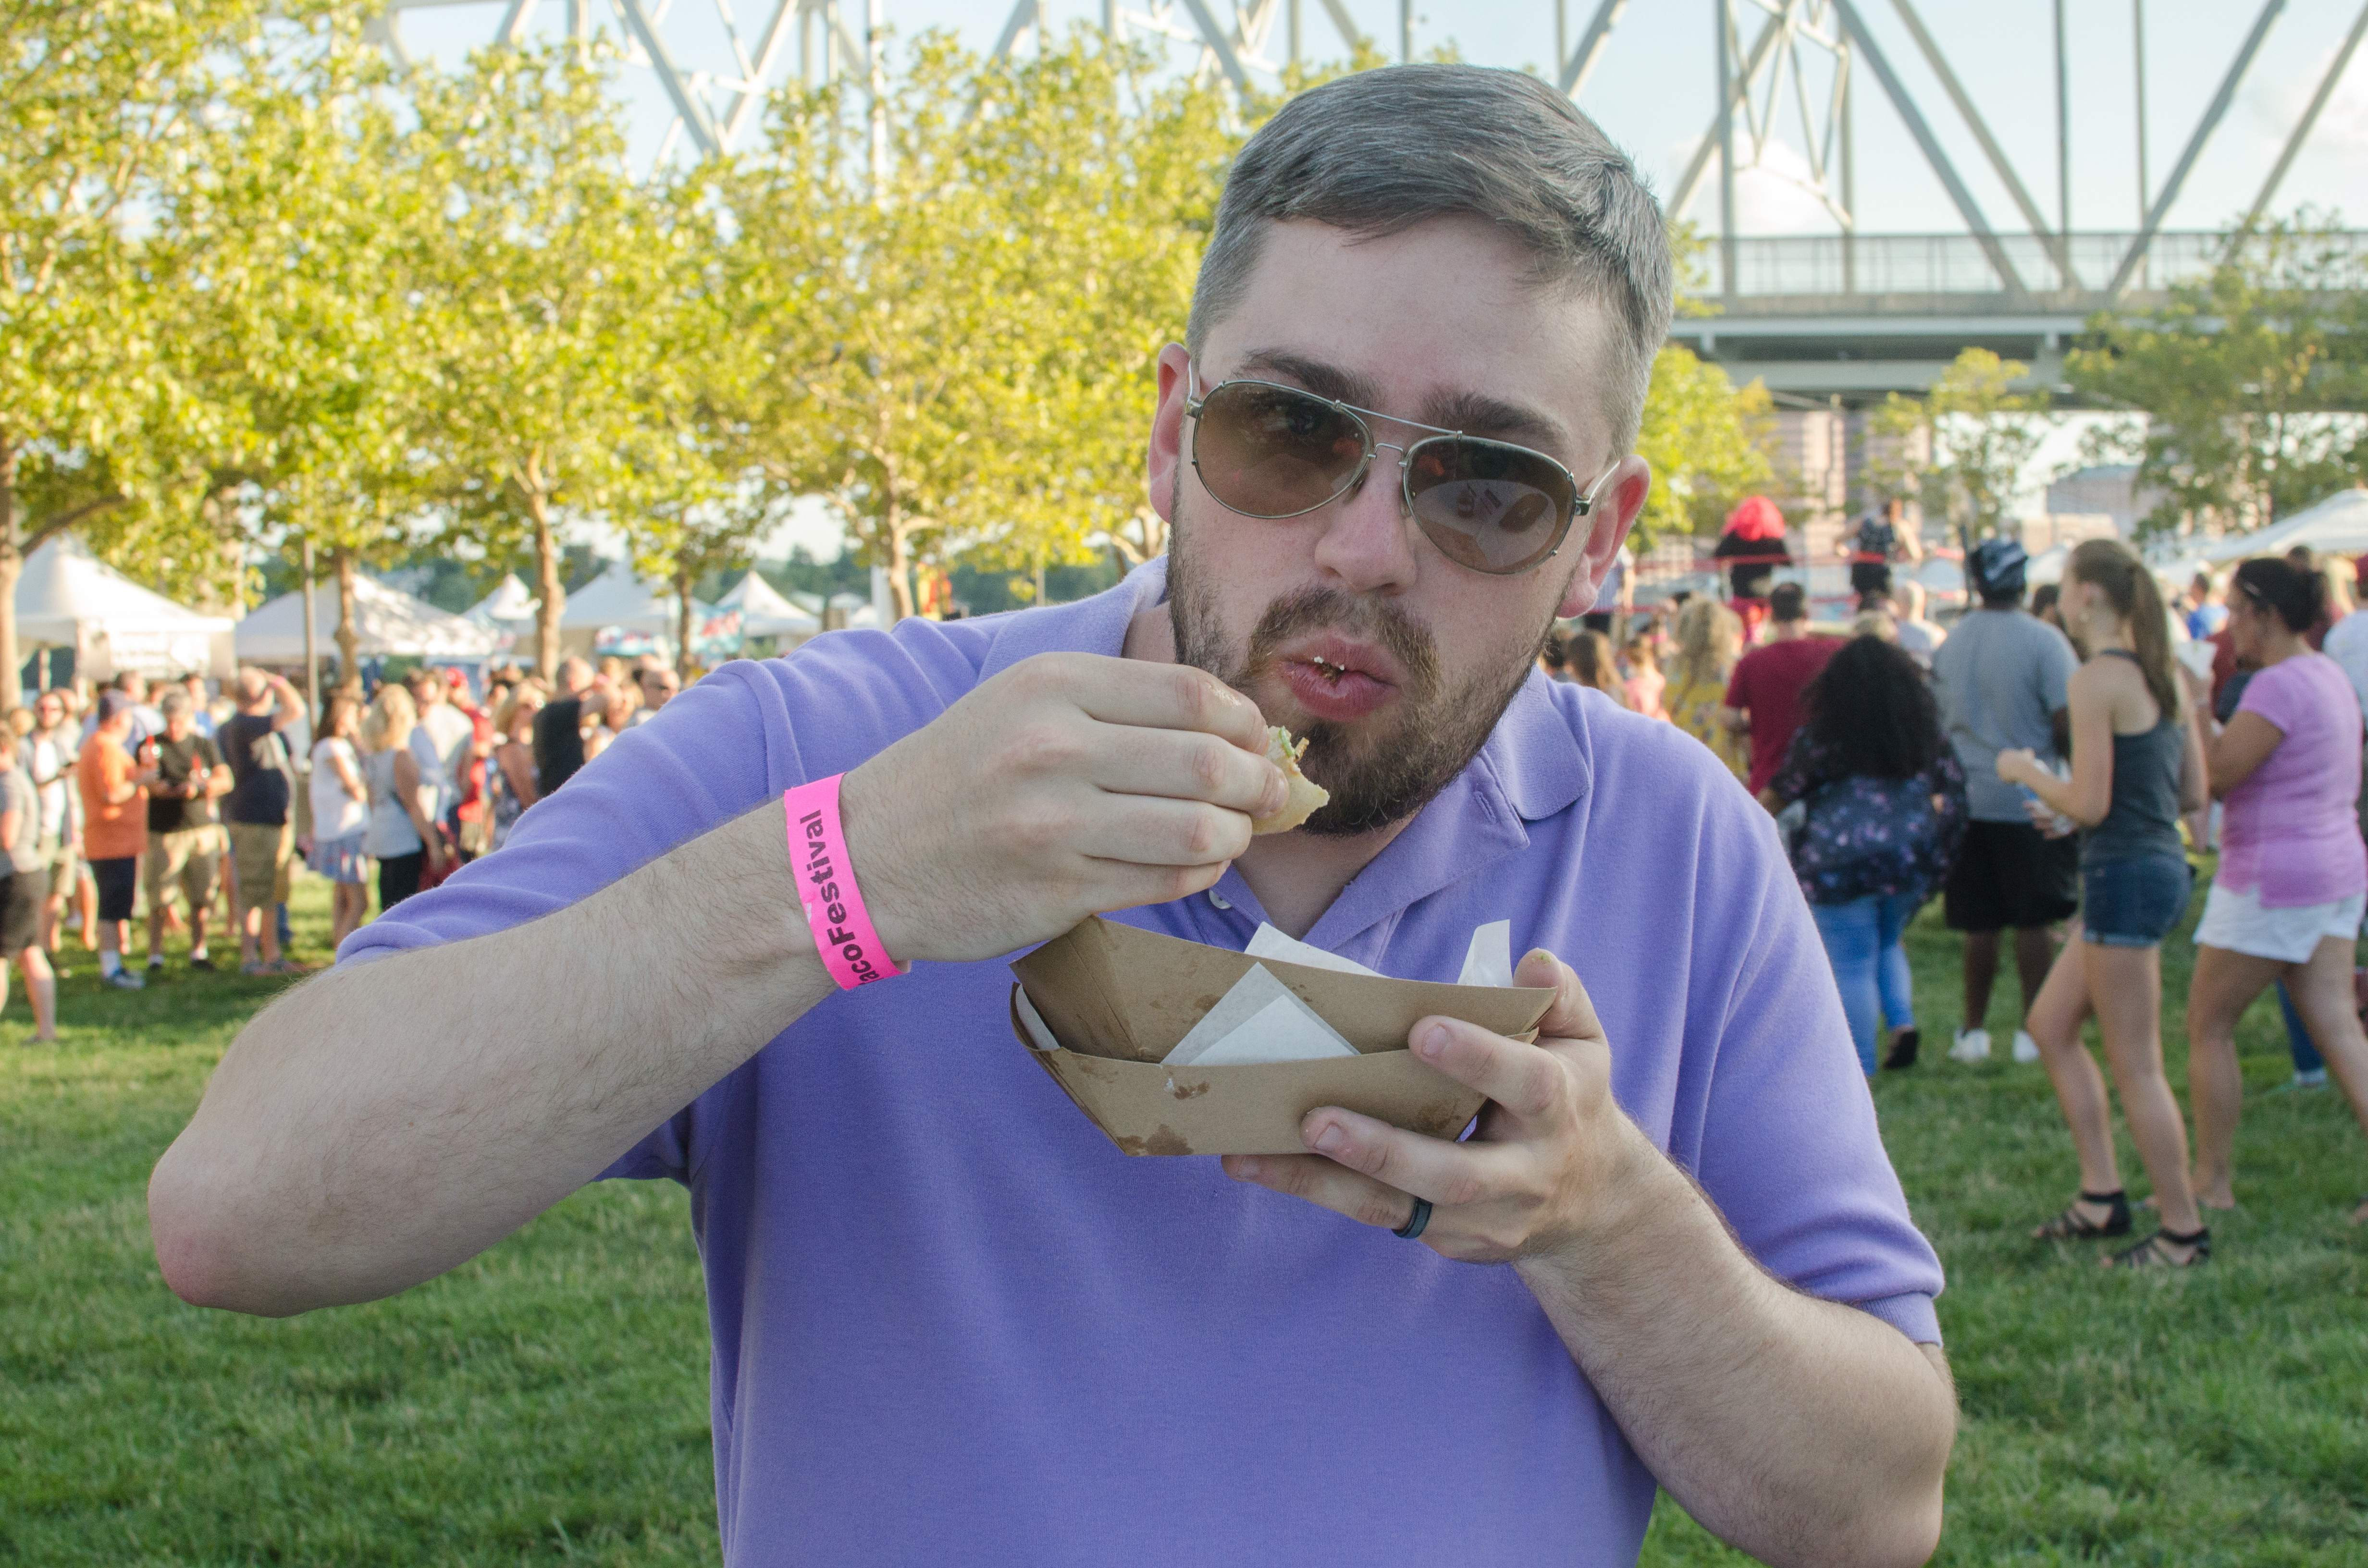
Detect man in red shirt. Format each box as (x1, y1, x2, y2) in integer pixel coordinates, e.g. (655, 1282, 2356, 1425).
(1720, 582, 1838, 803)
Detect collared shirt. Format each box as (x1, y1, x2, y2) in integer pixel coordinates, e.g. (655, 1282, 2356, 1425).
(348, 560, 1941, 1568)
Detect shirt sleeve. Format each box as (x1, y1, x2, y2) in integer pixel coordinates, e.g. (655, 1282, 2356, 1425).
(1723, 656, 1752, 712)
(1667, 778, 1947, 1344)
(341, 627, 994, 1184)
(2038, 625, 2078, 714)
(2234, 660, 2299, 737)
(1765, 728, 1825, 804)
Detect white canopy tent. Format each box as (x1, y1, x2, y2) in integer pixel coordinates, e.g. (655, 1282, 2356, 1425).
(236, 575, 503, 663)
(15, 536, 234, 681)
(827, 591, 882, 629)
(559, 563, 712, 659)
(718, 571, 821, 639)
(2202, 488, 2368, 564)
(465, 573, 539, 628)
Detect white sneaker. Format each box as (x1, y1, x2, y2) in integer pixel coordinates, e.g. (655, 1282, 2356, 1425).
(1949, 1028, 1992, 1063)
(2012, 1029, 2040, 1064)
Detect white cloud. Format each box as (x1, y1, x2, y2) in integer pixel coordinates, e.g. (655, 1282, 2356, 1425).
(2247, 38, 2368, 162)
(1667, 135, 1845, 234)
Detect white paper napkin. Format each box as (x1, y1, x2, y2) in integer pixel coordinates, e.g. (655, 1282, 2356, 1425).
(1457, 920, 1514, 988)
(1162, 963, 1358, 1067)
(1245, 923, 1383, 977)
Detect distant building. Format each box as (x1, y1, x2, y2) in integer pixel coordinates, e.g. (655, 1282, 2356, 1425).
(2045, 465, 2172, 536)
(2019, 513, 2121, 554)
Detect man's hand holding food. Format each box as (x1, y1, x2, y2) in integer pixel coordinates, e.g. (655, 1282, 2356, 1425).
(836, 652, 1289, 966)
(1221, 949, 1658, 1261)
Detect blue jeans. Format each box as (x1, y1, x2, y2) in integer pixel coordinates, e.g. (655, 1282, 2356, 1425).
(2280, 981, 2325, 1075)
(1811, 890, 1924, 1075)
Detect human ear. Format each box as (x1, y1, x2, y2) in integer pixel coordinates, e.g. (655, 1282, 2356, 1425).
(1146, 344, 1193, 526)
(1555, 454, 1652, 621)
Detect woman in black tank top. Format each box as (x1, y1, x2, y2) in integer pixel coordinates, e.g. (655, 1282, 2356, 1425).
(1996, 541, 2210, 1268)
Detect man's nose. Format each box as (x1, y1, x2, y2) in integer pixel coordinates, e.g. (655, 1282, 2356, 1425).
(1310, 455, 1420, 597)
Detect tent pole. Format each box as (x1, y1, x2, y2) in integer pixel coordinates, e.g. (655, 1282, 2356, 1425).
(300, 535, 320, 723)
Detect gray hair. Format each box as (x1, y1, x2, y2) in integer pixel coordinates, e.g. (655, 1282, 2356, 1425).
(160, 689, 193, 720)
(1186, 64, 1674, 452)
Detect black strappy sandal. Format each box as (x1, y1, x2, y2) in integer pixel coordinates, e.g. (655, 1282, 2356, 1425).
(2107, 1225, 2210, 1269)
(2032, 1189, 2132, 1240)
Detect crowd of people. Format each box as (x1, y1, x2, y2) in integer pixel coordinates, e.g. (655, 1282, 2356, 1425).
(1540, 505, 2368, 1266)
(2, 650, 687, 1019)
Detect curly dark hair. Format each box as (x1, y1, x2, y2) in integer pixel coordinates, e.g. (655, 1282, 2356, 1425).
(1800, 635, 1945, 780)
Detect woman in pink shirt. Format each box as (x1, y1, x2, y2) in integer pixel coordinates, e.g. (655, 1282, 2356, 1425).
(2187, 557, 2368, 1224)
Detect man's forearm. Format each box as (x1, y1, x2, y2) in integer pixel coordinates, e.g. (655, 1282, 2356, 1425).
(148, 796, 833, 1316)
(1517, 1136, 1952, 1568)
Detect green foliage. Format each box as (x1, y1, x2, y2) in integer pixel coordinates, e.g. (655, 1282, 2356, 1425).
(0, 0, 285, 702)
(151, 14, 433, 651)
(1633, 346, 1776, 544)
(1870, 348, 2054, 552)
(708, 30, 1233, 617)
(2065, 215, 2368, 537)
(408, 43, 676, 672)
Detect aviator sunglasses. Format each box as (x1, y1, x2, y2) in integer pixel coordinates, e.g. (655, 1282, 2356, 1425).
(1184, 369, 1620, 576)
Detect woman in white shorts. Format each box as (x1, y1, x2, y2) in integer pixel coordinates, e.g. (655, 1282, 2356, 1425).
(2187, 557, 2368, 1223)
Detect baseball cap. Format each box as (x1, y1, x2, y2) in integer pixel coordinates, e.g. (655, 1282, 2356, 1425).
(97, 690, 135, 723)
(1967, 538, 2029, 599)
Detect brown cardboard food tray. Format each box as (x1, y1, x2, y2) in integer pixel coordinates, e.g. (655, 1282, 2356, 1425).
(1009, 917, 1554, 1156)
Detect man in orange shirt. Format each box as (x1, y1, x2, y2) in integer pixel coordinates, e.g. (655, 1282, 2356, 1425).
(76, 690, 152, 989)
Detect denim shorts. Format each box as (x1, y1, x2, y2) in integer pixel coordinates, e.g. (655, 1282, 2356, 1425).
(2081, 855, 2193, 947)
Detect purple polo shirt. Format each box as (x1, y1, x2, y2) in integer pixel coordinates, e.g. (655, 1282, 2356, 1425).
(349, 560, 1942, 1567)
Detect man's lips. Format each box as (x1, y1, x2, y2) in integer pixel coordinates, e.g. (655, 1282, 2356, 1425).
(1275, 635, 1405, 690)
(1273, 635, 1401, 722)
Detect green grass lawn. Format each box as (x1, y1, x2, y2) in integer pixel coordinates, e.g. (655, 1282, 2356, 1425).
(4, 870, 2364, 1565)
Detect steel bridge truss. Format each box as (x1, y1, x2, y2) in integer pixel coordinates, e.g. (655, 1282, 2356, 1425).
(373, 0, 2368, 303)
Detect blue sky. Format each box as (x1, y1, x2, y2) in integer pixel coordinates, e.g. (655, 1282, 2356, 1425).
(393, 0, 2368, 238)
(386, 0, 2362, 557)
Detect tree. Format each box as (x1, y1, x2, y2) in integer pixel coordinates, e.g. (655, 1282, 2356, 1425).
(2066, 214, 2368, 536)
(1867, 348, 2053, 552)
(1633, 346, 1776, 545)
(154, 16, 434, 680)
(715, 32, 1233, 620)
(946, 37, 1234, 594)
(409, 45, 670, 674)
(0, 0, 272, 708)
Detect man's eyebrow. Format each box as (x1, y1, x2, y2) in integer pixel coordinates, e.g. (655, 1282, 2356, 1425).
(1228, 349, 1575, 458)
(1419, 391, 1571, 456)
(1231, 349, 1382, 408)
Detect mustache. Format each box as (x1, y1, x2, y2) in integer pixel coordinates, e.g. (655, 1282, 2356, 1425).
(1238, 587, 1441, 703)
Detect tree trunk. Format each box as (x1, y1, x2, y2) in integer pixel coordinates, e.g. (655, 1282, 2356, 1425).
(883, 510, 915, 623)
(333, 548, 361, 688)
(0, 437, 21, 717)
(530, 491, 563, 678)
(676, 569, 695, 680)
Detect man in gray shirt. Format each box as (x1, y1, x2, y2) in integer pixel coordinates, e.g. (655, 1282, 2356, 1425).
(1930, 539, 2080, 1065)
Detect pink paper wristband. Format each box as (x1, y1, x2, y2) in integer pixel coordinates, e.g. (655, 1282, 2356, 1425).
(784, 775, 903, 989)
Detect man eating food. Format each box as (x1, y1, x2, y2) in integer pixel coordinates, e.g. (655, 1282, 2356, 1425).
(150, 66, 1953, 1567)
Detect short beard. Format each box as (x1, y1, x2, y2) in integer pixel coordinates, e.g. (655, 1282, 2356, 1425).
(1166, 498, 1545, 837)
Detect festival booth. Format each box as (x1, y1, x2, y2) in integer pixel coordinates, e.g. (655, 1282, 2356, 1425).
(463, 574, 540, 651)
(717, 570, 821, 650)
(2201, 487, 2368, 564)
(558, 563, 733, 662)
(236, 576, 504, 675)
(15, 536, 234, 688)
(826, 590, 882, 630)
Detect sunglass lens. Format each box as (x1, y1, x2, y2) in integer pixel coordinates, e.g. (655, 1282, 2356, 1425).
(1405, 438, 1576, 574)
(1193, 383, 1368, 518)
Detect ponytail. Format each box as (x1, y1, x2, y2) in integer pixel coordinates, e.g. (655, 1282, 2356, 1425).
(2068, 539, 2181, 720)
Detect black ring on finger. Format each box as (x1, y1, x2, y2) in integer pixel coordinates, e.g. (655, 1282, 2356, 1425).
(1392, 1197, 1432, 1240)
